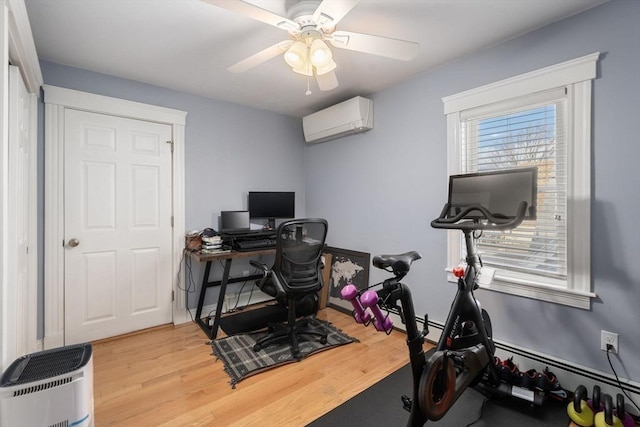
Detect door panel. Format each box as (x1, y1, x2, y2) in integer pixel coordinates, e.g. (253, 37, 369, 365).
(64, 109, 173, 344)
(85, 251, 117, 322)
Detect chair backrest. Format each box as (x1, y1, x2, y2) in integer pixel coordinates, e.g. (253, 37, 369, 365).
(273, 218, 328, 296)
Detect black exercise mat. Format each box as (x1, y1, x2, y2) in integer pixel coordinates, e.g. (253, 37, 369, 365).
(308, 364, 570, 427)
(219, 305, 288, 335)
(212, 317, 358, 388)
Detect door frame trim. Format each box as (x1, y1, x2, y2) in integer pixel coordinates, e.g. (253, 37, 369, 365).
(43, 85, 188, 349)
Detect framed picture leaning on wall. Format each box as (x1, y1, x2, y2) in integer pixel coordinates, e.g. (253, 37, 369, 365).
(324, 246, 371, 312)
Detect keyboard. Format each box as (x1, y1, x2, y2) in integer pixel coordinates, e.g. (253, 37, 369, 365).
(221, 229, 257, 235)
(221, 229, 274, 237)
(234, 238, 277, 251)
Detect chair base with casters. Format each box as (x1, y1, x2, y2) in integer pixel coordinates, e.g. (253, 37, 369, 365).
(253, 294, 327, 359)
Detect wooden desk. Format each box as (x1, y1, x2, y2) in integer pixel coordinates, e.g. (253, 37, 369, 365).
(190, 248, 276, 340)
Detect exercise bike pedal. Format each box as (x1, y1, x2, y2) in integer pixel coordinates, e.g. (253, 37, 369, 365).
(401, 395, 412, 412)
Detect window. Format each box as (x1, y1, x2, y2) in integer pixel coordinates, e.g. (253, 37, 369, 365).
(442, 53, 599, 309)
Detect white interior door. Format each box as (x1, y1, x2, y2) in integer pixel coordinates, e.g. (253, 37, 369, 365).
(64, 109, 173, 344)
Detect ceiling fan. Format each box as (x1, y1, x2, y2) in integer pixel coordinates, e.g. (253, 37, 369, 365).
(201, 0, 419, 93)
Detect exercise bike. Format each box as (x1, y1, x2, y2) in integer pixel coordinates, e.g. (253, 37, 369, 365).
(342, 168, 542, 426)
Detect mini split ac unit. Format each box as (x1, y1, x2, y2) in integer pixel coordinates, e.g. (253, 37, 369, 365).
(0, 343, 94, 427)
(302, 96, 373, 143)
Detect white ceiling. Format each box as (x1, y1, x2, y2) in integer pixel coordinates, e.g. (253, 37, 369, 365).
(24, 0, 606, 118)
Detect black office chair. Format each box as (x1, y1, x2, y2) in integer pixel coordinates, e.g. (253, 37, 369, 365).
(250, 218, 329, 359)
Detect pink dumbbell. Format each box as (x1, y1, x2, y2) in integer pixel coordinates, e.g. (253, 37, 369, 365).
(341, 284, 371, 325)
(360, 290, 393, 333)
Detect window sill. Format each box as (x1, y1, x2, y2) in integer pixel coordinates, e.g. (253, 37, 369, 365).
(446, 270, 595, 309)
(480, 277, 594, 309)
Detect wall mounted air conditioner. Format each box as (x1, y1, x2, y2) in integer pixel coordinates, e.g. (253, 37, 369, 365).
(0, 343, 94, 427)
(303, 96, 373, 143)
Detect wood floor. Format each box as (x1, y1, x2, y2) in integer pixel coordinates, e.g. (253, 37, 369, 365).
(92, 307, 415, 426)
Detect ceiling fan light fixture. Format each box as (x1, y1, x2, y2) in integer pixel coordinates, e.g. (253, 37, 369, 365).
(284, 41, 307, 69)
(309, 39, 332, 67)
(314, 59, 337, 76)
(292, 59, 313, 77)
(206, 0, 420, 93)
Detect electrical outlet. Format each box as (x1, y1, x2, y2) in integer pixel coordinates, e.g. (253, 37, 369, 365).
(601, 330, 619, 354)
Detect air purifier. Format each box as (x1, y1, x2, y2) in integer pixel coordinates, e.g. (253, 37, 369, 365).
(0, 343, 94, 427)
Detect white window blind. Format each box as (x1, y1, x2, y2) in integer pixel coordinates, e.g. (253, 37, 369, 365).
(460, 88, 567, 281)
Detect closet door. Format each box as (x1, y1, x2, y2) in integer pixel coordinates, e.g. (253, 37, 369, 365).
(3, 65, 36, 367)
(64, 109, 173, 344)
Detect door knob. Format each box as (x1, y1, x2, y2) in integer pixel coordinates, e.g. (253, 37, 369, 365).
(68, 238, 80, 248)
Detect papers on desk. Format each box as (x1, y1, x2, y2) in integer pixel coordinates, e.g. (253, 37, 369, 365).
(203, 235, 222, 244)
(201, 235, 230, 254)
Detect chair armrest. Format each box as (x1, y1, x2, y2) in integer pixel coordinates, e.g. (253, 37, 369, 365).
(250, 260, 285, 302)
(250, 259, 273, 293)
(250, 260, 269, 275)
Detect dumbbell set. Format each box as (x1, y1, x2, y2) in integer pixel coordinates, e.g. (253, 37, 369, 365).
(567, 384, 635, 427)
(341, 284, 393, 334)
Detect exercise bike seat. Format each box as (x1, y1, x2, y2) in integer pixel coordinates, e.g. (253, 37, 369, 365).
(373, 251, 422, 275)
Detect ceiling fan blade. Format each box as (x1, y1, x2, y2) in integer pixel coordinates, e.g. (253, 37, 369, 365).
(312, 0, 359, 30)
(315, 70, 339, 91)
(201, 0, 300, 32)
(228, 40, 293, 73)
(329, 30, 419, 61)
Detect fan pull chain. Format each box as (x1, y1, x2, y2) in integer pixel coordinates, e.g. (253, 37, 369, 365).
(305, 38, 312, 96)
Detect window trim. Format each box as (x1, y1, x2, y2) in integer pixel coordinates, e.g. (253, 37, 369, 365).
(442, 53, 599, 309)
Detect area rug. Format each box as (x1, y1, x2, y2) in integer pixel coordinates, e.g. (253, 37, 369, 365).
(211, 317, 358, 388)
(308, 364, 569, 427)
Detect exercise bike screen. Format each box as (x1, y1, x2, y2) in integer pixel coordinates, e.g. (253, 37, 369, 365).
(447, 167, 537, 220)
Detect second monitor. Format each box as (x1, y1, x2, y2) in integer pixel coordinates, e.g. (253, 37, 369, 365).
(248, 191, 295, 230)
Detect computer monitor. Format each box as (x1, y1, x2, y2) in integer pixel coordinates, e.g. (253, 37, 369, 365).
(220, 210, 250, 233)
(447, 167, 537, 220)
(248, 191, 295, 229)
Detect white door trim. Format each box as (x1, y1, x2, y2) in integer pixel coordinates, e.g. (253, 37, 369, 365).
(43, 85, 188, 349)
(6, 0, 43, 93)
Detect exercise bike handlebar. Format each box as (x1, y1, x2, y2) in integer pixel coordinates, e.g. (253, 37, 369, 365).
(431, 201, 528, 231)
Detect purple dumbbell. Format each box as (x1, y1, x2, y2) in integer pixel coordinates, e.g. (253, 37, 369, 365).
(341, 283, 371, 325)
(360, 290, 393, 333)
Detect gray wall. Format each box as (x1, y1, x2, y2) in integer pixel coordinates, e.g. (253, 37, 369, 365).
(305, 0, 639, 382)
(39, 61, 305, 309)
(39, 0, 639, 383)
